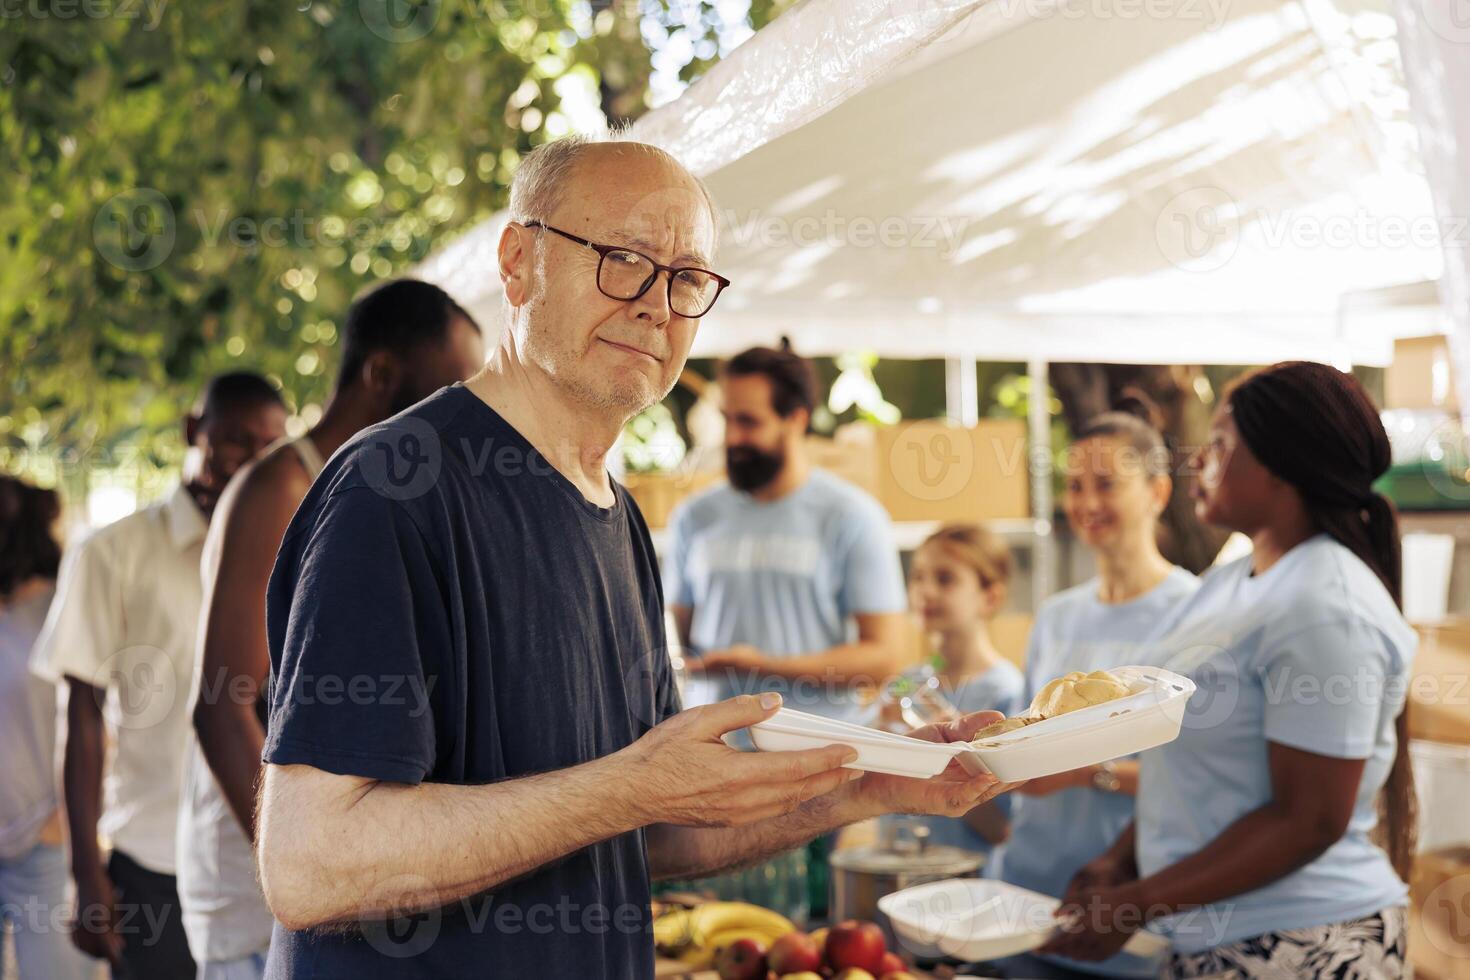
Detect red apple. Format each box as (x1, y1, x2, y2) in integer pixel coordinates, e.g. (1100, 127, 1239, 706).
(832, 970, 876, 980)
(879, 951, 906, 975)
(768, 932, 822, 975)
(825, 920, 887, 975)
(713, 937, 767, 980)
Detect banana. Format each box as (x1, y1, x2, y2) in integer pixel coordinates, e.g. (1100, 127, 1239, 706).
(704, 926, 788, 949)
(652, 908, 697, 951)
(687, 901, 795, 945)
(655, 901, 796, 964)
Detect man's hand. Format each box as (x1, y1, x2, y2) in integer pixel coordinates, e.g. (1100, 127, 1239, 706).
(845, 710, 1015, 819)
(618, 694, 862, 827)
(686, 645, 766, 675)
(70, 864, 123, 967)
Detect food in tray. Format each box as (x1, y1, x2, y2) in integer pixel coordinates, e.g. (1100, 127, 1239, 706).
(1033, 669, 1131, 716)
(971, 669, 1132, 741)
(970, 715, 1039, 739)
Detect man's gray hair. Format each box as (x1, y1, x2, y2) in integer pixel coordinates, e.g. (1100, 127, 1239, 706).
(507, 132, 721, 241)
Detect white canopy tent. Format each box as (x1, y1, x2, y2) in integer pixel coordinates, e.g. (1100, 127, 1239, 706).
(418, 0, 1457, 368)
(417, 0, 1470, 600)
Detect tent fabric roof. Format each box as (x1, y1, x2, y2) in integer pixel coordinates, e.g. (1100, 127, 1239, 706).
(418, 0, 1441, 366)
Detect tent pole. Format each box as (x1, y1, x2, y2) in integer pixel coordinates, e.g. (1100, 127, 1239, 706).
(945, 355, 979, 426)
(1028, 358, 1056, 609)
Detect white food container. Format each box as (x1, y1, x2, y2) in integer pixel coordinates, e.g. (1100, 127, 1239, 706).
(748, 708, 969, 778)
(879, 878, 1170, 963)
(748, 666, 1194, 783)
(959, 666, 1195, 783)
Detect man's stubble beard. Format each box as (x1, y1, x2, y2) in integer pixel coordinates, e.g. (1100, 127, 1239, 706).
(520, 304, 675, 422)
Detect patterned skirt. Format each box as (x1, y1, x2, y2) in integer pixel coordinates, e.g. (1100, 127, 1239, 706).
(1164, 907, 1406, 979)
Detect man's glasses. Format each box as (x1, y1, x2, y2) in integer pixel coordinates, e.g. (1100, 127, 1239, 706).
(523, 220, 730, 319)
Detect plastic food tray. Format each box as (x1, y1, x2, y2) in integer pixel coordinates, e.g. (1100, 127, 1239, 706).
(747, 666, 1195, 782)
(879, 877, 1170, 962)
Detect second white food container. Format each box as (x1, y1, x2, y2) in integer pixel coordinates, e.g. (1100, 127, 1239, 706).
(959, 665, 1196, 782)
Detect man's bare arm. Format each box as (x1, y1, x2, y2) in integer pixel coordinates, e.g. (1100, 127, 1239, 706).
(257, 696, 859, 932)
(63, 678, 124, 966)
(193, 452, 313, 841)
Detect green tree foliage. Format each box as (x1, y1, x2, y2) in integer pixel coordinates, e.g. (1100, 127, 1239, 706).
(0, 0, 791, 485)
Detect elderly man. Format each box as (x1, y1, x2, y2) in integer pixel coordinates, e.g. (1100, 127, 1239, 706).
(255, 137, 1005, 979)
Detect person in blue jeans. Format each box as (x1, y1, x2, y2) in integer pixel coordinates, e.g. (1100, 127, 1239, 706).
(0, 476, 92, 980)
(988, 408, 1198, 979)
(881, 524, 1025, 855)
(1044, 362, 1416, 979)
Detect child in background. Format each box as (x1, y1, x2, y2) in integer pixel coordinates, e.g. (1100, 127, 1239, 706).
(880, 524, 1025, 854)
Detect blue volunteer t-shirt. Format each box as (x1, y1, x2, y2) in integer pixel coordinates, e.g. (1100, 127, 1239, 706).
(989, 568, 1198, 978)
(1140, 536, 1415, 953)
(262, 385, 681, 979)
(665, 470, 906, 719)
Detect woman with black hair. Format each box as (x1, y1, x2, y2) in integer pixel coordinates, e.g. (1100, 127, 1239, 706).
(0, 475, 92, 980)
(1042, 361, 1415, 978)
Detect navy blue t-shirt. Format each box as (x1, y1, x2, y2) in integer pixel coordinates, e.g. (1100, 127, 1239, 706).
(262, 384, 681, 979)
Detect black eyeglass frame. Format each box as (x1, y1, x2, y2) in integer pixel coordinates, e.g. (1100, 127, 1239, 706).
(521, 220, 730, 318)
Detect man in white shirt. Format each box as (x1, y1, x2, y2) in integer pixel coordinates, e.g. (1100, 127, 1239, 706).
(32, 372, 288, 979)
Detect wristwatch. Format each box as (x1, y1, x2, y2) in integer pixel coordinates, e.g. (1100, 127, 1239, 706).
(1091, 761, 1122, 793)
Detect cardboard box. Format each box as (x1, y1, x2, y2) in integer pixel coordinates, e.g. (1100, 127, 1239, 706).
(622, 470, 722, 529)
(1410, 622, 1470, 746)
(875, 419, 1030, 523)
(1388, 335, 1460, 413)
(806, 429, 879, 498)
(1410, 845, 1470, 979)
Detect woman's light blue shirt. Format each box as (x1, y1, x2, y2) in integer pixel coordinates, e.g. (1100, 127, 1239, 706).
(990, 567, 1199, 977)
(1139, 536, 1414, 953)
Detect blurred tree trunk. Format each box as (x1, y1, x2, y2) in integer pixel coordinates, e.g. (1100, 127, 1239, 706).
(1050, 364, 1230, 574)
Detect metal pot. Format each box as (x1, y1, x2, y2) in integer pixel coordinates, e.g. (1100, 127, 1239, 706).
(828, 820, 984, 931)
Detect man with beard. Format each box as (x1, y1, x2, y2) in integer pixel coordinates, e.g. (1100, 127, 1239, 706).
(253, 137, 1005, 979)
(31, 373, 288, 979)
(181, 278, 483, 980)
(668, 341, 908, 722)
